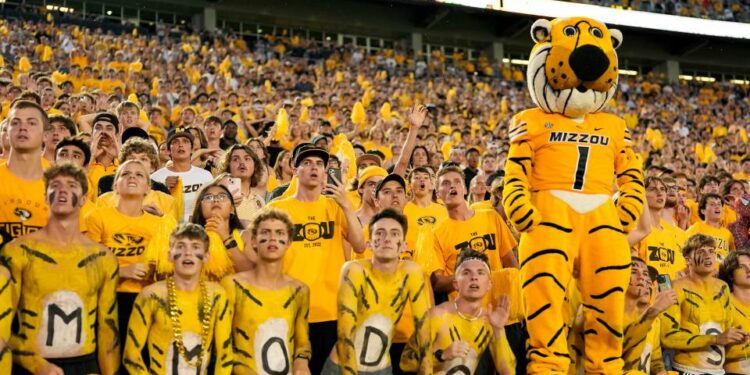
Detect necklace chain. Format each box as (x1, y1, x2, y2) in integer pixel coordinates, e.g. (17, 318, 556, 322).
(167, 276, 212, 369)
(454, 301, 482, 321)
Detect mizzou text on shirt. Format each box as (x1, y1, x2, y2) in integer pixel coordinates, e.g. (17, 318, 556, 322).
(0, 163, 48, 243)
(267, 196, 349, 323)
(151, 165, 213, 222)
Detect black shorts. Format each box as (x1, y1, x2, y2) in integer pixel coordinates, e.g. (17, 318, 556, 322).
(14, 352, 99, 375)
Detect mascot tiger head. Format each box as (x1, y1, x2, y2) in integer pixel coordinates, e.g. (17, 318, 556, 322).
(527, 17, 623, 118)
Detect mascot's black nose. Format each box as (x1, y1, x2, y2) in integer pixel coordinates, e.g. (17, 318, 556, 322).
(568, 45, 609, 82)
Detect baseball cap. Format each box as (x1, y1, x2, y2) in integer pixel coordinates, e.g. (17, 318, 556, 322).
(375, 173, 406, 197)
(93, 112, 120, 134)
(311, 134, 331, 145)
(121, 127, 149, 144)
(166, 129, 195, 147)
(356, 153, 382, 168)
(293, 144, 329, 167)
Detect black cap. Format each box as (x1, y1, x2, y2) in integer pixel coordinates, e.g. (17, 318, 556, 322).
(375, 173, 406, 197)
(93, 112, 120, 134)
(166, 130, 195, 147)
(121, 127, 149, 144)
(293, 144, 329, 167)
(311, 134, 328, 145)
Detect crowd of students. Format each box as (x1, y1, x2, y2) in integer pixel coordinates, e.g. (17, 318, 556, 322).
(568, 0, 750, 22)
(0, 14, 747, 375)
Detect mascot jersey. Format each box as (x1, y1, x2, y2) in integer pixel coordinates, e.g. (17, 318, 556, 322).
(1, 237, 120, 374)
(335, 259, 431, 373)
(660, 278, 733, 375)
(122, 281, 233, 375)
(502, 17, 644, 374)
(220, 276, 311, 375)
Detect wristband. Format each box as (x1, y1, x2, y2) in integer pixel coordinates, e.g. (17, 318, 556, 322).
(223, 239, 238, 249)
(434, 349, 445, 363)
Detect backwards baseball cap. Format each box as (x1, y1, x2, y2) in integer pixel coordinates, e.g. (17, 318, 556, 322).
(166, 129, 195, 147)
(375, 173, 406, 197)
(293, 144, 329, 167)
(121, 127, 149, 145)
(356, 153, 382, 168)
(93, 112, 120, 134)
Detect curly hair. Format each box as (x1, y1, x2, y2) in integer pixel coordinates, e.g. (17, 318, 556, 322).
(219, 144, 264, 188)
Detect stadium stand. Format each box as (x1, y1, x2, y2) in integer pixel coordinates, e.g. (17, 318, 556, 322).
(0, 0, 746, 374)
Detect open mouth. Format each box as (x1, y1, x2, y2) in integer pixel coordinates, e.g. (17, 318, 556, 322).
(468, 283, 480, 291)
(181, 259, 195, 267)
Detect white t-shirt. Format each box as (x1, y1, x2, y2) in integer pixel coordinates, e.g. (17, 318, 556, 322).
(151, 166, 213, 222)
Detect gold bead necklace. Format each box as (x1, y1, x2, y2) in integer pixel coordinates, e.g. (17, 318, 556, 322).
(167, 276, 213, 370)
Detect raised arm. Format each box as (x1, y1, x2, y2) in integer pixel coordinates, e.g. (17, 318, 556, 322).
(614, 126, 645, 233)
(393, 105, 426, 178)
(502, 117, 541, 233)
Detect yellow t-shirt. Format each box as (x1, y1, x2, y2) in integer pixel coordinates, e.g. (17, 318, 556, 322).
(403, 201, 448, 253)
(725, 295, 750, 373)
(663, 221, 689, 248)
(96, 190, 180, 223)
(334, 260, 431, 372)
(267, 196, 350, 323)
(346, 190, 362, 211)
(433, 209, 517, 276)
(0, 163, 48, 240)
(122, 281, 233, 375)
(87, 162, 118, 203)
(1, 236, 120, 374)
(220, 276, 311, 375)
(635, 222, 686, 280)
(84, 207, 176, 293)
(686, 221, 735, 263)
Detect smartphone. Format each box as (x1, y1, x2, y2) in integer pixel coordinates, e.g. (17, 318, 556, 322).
(327, 168, 342, 187)
(656, 274, 672, 292)
(225, 177, 242, 200)
(322, 168, 342, 196)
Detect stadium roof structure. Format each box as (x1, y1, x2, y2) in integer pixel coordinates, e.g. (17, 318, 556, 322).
(106, 0, 750, 76)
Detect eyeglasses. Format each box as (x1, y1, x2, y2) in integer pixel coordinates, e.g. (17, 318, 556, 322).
(202, 193, 230, 203)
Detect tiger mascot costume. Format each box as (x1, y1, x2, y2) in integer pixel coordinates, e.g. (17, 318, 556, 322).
(502, 17, 645, 374)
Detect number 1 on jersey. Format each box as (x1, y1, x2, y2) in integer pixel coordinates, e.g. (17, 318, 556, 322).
(573, 146, 590, 191)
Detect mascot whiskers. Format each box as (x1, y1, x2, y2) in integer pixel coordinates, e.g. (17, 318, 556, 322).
(502, 17, 645, 374)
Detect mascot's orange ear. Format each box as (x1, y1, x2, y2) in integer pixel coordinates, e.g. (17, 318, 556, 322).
(531, 19, 552, 44)
(610, 28, 623, 49)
